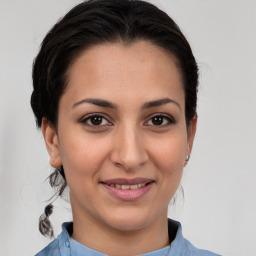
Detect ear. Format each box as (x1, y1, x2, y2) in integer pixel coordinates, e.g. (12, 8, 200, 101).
(186, 115, 197, 160)
(42, 118, 62, 168)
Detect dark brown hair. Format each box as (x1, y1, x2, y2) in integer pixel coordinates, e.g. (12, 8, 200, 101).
(31, 0, 198, 238)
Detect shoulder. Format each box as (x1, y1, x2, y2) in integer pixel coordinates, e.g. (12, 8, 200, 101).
(168, 219, 222, 256)
(35, 222, 72, 256)
(181, 238, 221, 256)
(35, 238, 60, 256)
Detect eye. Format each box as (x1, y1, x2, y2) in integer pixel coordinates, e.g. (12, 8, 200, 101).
(79, 113, 112, 127)
(145, 114, 174, 126)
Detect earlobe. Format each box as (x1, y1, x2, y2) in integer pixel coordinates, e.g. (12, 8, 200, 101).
(42, 118, 62, 168)
(186, 115, 197, 159)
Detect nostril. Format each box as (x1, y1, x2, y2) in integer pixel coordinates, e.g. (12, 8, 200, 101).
(109, 134, 149, 170)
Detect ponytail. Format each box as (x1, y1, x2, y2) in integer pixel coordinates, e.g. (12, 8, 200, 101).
(39, 167, 67, 238)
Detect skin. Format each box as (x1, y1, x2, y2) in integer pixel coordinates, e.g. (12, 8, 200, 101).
(42, 41, 197, 256)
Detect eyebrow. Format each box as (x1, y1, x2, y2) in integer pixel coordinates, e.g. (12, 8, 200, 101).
(72, 97, 180, 110)
(72, 98, 118, 109)
(142, 98, 181, 110)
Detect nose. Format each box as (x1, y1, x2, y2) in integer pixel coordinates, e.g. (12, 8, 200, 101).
(110, 124, 149, 171)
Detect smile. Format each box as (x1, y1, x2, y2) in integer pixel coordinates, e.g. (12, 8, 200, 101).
(109, 183, 147, 189)
(101, 178, 154, 201)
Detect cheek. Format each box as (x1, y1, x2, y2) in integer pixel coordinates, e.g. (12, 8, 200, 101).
(58, 132, 110, 180)
(148, 130, 187, 198)
(150, 132, 187, 171)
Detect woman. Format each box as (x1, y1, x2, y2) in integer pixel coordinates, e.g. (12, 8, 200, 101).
(31, 0, 220, 255)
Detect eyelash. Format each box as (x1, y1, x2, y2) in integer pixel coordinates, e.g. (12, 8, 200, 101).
(145, 113, 175, 127)
(79, 113, 113, 127)
(79, 113, 175, 128)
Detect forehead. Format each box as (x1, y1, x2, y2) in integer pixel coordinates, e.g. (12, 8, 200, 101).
(63, 41, 184, 109)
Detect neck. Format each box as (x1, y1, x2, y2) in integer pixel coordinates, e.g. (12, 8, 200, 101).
(71, 211, 170, 256)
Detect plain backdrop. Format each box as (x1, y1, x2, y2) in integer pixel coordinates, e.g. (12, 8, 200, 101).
(0, 1, 255, 255)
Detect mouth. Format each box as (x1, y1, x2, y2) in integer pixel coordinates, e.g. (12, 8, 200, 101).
(100, 178, 154, 201)
(107, 183, 149, 190)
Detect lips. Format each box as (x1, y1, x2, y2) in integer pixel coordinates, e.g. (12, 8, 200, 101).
(109, 183, 147, 190)
(101, 177, 154, 186)
(100, 178, 154, 200)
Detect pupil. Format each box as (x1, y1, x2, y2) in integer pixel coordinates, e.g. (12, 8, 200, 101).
(152, 116, 163, 125)
(91, 116, 102, 125)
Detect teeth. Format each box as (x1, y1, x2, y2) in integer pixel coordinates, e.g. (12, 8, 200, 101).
(109, 183, 148, 190)
(121, 185, 130, 189)
(130, 184, 138, 189)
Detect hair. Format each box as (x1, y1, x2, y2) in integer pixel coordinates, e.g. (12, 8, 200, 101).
(31, 0, 198, 238)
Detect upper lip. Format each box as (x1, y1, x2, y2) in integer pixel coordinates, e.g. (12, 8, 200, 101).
(101, 177, 154, 185)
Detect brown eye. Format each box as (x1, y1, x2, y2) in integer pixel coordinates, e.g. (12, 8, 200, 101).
(152, 116, 164, 125)
(146, 114, 174, 126)
(90, 116, 103, 125)
(80, 114, 111, 127)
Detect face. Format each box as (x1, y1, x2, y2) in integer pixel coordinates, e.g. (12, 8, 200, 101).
(43, 41, 196, 233)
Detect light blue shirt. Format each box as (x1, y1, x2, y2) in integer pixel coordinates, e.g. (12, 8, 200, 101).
(35, 219, 221, 256)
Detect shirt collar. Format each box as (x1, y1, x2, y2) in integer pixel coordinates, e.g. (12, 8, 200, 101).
(57, 219, 184, 256)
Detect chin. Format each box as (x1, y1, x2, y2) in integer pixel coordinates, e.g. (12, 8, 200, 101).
(102, 210, 155, 232)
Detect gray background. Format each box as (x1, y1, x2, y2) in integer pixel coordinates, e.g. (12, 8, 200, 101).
(0, 0, 255, 255)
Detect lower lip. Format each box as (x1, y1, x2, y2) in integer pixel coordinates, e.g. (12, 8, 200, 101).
(102, 183, 153, 201)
